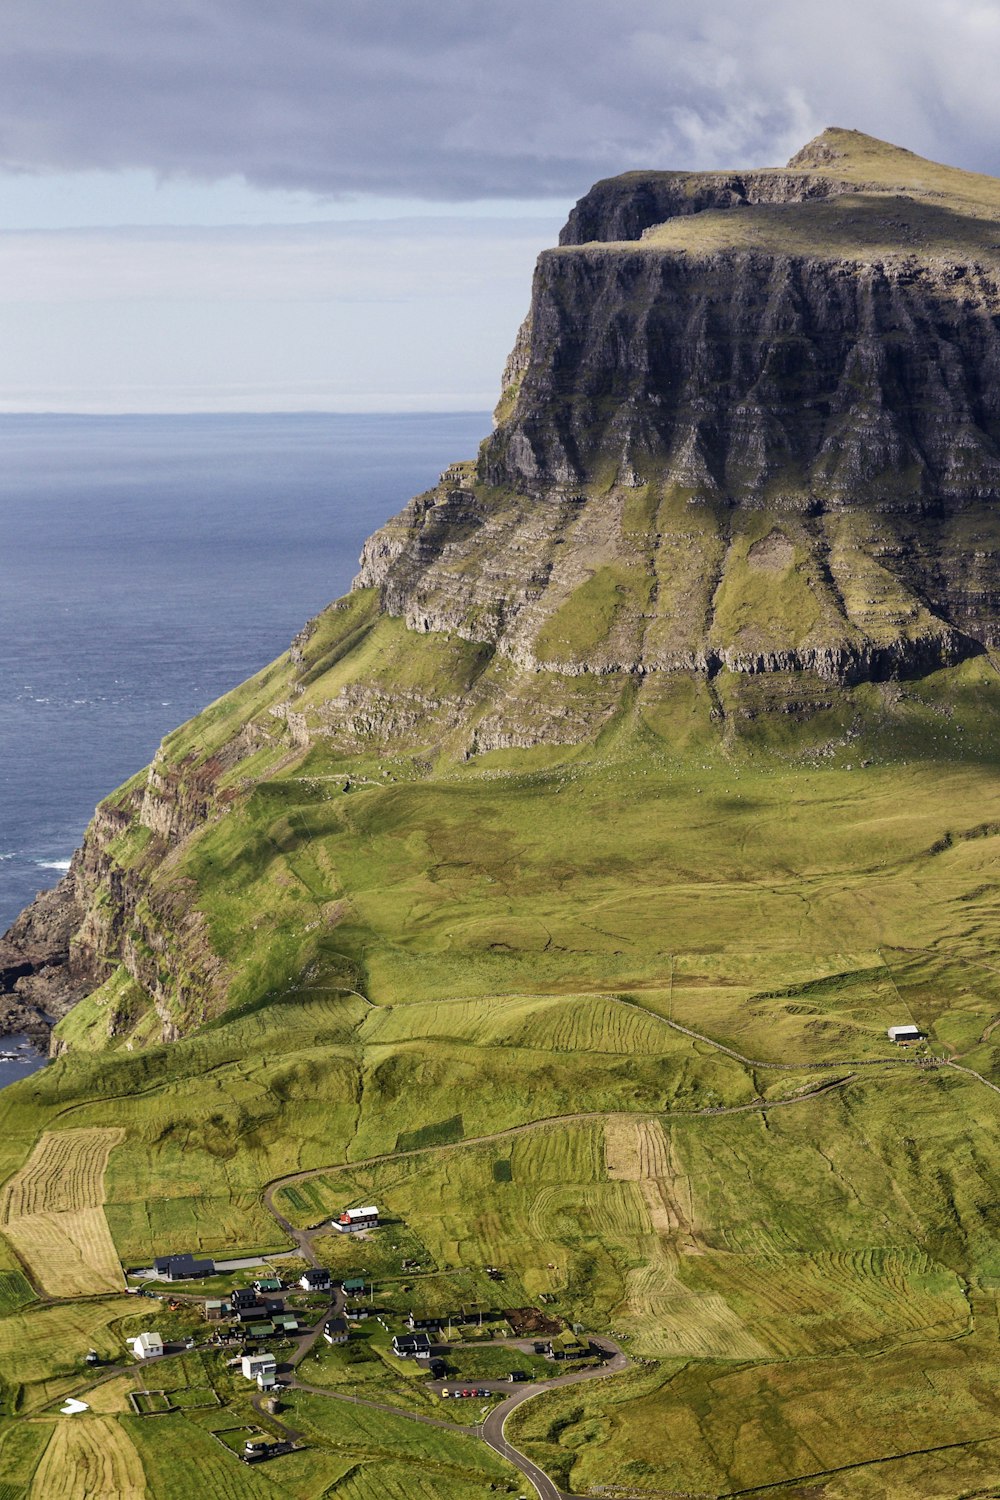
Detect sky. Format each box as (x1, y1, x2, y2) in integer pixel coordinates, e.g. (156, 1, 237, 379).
(1, 0, 998, 413)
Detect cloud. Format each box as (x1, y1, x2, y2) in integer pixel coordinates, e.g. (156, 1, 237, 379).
(0, 0, 997, 201)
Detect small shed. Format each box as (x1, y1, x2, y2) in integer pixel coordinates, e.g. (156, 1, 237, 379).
(133, 1331, 164, 1359)
(888, 1025, 921, 1043)
(204, 1299, 230, 1322)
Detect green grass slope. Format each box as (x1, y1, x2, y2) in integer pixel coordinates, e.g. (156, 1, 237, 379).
(0, 614, 997, 1491)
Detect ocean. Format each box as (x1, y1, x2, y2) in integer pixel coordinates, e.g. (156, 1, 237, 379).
(0, 411, 490, 937)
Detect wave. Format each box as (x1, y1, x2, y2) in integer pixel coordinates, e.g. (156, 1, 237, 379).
(34, 858, 71, 872)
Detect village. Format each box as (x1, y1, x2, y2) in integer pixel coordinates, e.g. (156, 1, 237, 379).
(112, 1202, 611, 1467)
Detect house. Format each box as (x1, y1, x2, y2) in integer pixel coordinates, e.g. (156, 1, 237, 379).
(324, 1317, 349, 1345)
(245, 1321, 275, 1340)
(345, 1305, 370, 1320)
(333, 1205, 379, 1233)
(392, 1332, 432, 1359)
(272, 1312, 299, 1333)
(231, 1287, 260, 1310)
(342, 1277, 366, 1296)
(888, 1025, 921, 1043)
(133, 1331, 164, 1359)
(235, 1305, 270, 1323)
(153, 1253, 215, 1281)
(407, 1312, 445, 1331)
(545, 1331, 589, 1360)
(241, 1352, 277, 1384)
(299, 1268, 331, 1291)
(254, 1276, 282, 1294)
(204, 1299, 230, 1322)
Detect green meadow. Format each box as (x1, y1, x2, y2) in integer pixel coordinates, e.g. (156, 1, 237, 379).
(1, 639, 1000, 1493)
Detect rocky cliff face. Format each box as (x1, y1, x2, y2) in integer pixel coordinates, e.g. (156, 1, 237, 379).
(9, 127, 1000, 1041)
(357, 129, 1000, 683)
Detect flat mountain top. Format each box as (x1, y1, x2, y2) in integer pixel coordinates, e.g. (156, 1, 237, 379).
(559, 127, 1000, 254)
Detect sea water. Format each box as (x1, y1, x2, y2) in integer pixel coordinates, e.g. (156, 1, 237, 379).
(0, 412, 490, 938)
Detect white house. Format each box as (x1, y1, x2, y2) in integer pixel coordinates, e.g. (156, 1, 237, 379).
(299, 1267, 332, 1291)
(888, 1025, 920, 1043)
(333, 1205, 379, 1233)
(241, 1352, 277, 1389)
(133, 1331, 163, 1359)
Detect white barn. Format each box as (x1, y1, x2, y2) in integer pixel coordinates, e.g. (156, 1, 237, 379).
(888, 1025, 920, 1043)
(133, 1331, 163, 1359)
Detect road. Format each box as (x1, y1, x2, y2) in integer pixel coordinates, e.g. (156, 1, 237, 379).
(478, 1338, 629, 1500)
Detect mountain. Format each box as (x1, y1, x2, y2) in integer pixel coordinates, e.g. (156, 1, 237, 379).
(4, 131, 1000, 1497)
(10, 127, 1000, 1041)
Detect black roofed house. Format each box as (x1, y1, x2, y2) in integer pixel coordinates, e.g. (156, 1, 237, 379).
(299, 1267, 332, 1291)
(392, 1332, 432, 1359)
(231, 1287, 260, 1310)
(324, 1317, 349, 1345)
(153, 1252, 215, 1281)
(235, 1304, 270, 1323)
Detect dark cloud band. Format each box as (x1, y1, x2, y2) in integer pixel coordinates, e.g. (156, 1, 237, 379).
(0, 0, 994, 197)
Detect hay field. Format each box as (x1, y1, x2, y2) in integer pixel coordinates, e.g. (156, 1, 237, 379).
(29, 1418, 146, 1500)
(2, 1128, 125, 1295)
(603, 1117, 768, 1357)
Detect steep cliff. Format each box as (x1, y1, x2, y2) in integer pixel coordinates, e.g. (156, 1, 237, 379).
(9, 126, 1000, 1043)
(359, 129, 1000, 682)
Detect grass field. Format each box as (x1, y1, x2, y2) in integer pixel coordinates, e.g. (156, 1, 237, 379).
(1, 1129, 125, 1296)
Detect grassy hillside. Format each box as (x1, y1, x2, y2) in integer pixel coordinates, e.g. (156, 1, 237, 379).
(0, 639, 999, 1491)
